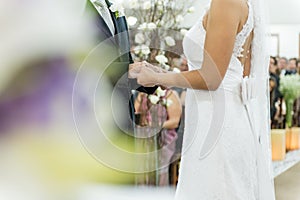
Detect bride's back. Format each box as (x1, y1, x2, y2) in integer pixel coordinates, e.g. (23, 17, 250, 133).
(202, 0, 254, 77)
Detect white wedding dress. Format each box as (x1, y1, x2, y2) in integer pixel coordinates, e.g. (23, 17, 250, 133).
(175, 1, 273, 199)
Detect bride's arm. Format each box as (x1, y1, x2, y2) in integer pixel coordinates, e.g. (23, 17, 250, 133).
(133, 0, 243, 90)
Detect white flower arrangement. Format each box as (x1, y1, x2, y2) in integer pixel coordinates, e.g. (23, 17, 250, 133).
(148, 87, 173, 107)
(176, 15, 184, 23)
(134, 45, 151, 55)
(142, 1, 152, 10)
(141, 45, 151, 55)
(155, 55, 168, 64)
(156, 86, 166, 97)
(148, 94, 160, 104)
(127, 16, 137, 26)
(180, 29, 188, 36)
(109, 2, 125, 18)
(138, 22, 157, 31)
(123, 0, 193, 69)
(135, 33, 145, 44)
(147, 23, 157, 30)
(123, 0, 139, 9)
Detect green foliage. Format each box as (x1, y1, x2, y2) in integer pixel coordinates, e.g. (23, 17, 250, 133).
(279, 74, 300, 127)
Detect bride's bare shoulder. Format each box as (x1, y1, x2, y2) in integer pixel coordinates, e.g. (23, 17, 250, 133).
(207, 0, 249, 23)
(211, 0, 245, 6)
(210, 0, 245, 14)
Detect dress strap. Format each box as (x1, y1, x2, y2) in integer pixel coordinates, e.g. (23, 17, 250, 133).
(233, 0, 254, 58)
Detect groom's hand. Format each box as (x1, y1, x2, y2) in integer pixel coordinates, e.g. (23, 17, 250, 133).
(129, 61, 169, 89)
(129, 62, 155, 86)
(128, 62, 143, 79)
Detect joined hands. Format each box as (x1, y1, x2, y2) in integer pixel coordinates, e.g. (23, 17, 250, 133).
(129, 61, 167, 87)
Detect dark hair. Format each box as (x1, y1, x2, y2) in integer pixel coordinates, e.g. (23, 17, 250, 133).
(289, 58, 297, 63)
(280, 57, 288, 63)
(270, 56, 277, 66)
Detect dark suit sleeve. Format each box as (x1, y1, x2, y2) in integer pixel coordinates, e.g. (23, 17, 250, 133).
(127, 51, 158, 94)
(129, 78, 158, 94)
(126, 32, 157, 94)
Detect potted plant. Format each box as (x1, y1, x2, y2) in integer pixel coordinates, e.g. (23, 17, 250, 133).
(279, 74, 300, 151)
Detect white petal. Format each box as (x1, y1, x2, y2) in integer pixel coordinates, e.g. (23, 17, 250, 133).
(143, 1, 151, 10)
(138, 23, 147, 30)
(141, 45, 150, 55)
(176, 15, 184, 23)
(133, 46, 141, 54)
(165, 36, 176, 47)
(149, 95, 160, 104)
(188, 6, 195, 13)
(164, 64, 170, 71)
(155, 55, 168, 64)
(173, 68, 181, 73)
(180, 29, 188, 36)
(134, 33, 145, 44)
(147, 23, 157, 30)
(127, 16, 137, 26)
(156, 86, 166, 97)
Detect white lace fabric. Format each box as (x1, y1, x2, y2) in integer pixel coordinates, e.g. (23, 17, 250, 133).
(233, 0, 254, 58)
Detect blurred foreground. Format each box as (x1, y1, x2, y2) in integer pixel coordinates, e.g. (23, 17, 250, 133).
(0, 0, 174, 199)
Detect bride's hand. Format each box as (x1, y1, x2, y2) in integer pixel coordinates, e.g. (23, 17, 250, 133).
(130, 63, 158, 87)
(142, 61, 167, 73)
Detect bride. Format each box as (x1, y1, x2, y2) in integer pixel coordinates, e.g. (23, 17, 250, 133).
(130, 0, 275, 199)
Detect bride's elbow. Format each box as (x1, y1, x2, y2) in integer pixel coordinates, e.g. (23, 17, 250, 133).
(205, 81, 222, 91)
(191, 81, 220, 91)
(196, 69, 223, 91)
(187, 70, 223, 91)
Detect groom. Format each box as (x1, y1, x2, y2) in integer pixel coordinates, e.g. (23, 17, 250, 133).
(85, 0, 157, 135)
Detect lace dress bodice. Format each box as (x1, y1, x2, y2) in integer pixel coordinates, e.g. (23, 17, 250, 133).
(183, 0, 254, 93)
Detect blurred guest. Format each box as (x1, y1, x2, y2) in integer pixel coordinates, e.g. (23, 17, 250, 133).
(293, 97, 300, 127)
(171, 57, 181, 69)
(269, 56, 281, 94)
(169, 55, 188, 156)
(172, 55, 188, 95)
(297, 58, 300, 75)
(179, 55, 188, 72)
(285, 58, 297, 75)
(293, 58, 300, 126)
(269, 76, 280, 127)
(134, 89, 182, 186)
(158, 89, 181, 186)
(269, 57, 281, 127)
(269, 56, 279, 85)
(278, 57, 288, 77)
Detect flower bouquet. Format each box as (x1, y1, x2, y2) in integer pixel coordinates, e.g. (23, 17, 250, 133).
(122, 0, 195, 70)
